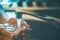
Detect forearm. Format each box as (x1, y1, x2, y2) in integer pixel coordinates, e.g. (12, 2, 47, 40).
(1, 28, 14, 39)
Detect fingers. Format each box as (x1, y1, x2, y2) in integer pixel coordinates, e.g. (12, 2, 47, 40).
(22, 26, 32, 31)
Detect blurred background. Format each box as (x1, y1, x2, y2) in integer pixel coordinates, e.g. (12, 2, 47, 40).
(0, 0, 60, 40)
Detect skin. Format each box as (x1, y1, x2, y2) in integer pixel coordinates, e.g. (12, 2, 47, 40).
(0, 14, 31, 40)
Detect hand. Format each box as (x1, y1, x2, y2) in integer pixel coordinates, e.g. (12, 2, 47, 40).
(21, 23, 32, 31)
